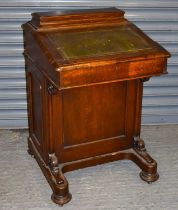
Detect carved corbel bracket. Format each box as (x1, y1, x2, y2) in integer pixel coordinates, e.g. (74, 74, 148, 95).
(134, 137, 146, 152)
(133, 136, 154, 164)
(48, 153, 64, 184)
(47, 83, 58, 95)
(140, 77, 150, 82)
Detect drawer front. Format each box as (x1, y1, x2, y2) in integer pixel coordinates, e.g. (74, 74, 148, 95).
(60, 58, 167, 88)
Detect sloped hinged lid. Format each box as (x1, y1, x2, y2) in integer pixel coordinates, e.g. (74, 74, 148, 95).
(24, 8, 171, 88)
(29, 7, 170, 67)
(46, 26, 152, 60)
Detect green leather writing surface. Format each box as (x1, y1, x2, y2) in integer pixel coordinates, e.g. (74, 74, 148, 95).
(47, 25, 151, 60)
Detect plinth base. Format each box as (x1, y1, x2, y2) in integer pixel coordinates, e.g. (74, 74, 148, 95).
(28, 136, 159, 206)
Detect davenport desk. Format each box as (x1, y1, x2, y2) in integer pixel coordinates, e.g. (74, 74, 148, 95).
(22, 8, 170, 205)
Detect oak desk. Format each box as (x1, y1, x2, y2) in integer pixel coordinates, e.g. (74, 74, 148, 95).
(22, 8, 170, 205)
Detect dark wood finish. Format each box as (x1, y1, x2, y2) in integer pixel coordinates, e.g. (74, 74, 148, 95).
(22, 8, 170, 206)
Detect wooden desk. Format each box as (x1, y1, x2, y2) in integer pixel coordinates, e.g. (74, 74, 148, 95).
(22, 8, 170, 205)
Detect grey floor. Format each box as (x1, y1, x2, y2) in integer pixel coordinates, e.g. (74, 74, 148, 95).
(0, 125, 178, 210)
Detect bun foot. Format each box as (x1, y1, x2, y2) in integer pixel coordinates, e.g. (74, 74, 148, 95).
(51, 192, 72, 206)
(140, 171, 159, 183)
